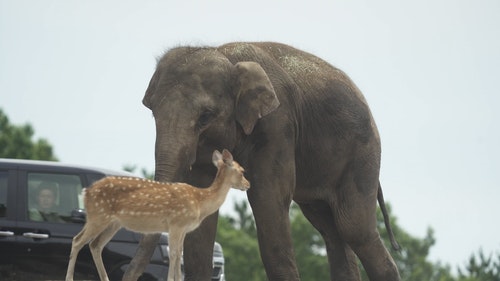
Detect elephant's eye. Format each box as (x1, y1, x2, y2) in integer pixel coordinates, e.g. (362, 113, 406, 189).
(197, 110, 215, 129)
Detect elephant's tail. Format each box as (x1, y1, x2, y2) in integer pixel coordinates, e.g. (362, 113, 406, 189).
(378, 182, 401, 251)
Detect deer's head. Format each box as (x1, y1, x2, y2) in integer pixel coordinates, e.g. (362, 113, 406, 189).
(212, 149, 250, 191)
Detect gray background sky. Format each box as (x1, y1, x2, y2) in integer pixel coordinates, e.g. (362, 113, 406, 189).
(1, 0, 499, 271)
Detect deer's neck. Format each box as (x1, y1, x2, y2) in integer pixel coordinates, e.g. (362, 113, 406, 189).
(198, 168, 233, 218)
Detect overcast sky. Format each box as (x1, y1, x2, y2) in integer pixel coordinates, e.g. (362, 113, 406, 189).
(1, 0, 499, 271)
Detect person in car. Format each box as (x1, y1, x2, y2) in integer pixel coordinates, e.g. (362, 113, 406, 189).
(29, 182, 64, 222)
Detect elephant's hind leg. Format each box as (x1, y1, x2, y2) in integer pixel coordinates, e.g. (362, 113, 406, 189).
(299, 201, 361, 281)
(332, 177, 400, 281)
(348, 232, 400, 281)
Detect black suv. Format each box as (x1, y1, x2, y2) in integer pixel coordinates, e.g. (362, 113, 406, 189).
(0, 159, 225, 281)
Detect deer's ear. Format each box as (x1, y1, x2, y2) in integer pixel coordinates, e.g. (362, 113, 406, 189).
(212, 150, 223, 168)
(234, 62, 280, 135)
(222, 149, 233, 165)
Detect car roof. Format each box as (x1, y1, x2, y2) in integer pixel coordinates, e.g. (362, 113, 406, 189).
(0, 158, 136, 177)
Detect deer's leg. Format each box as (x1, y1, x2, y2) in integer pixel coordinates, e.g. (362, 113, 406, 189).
(66, 222, 110, 281)
(66, 226, 90, 281)
(88, 221, 121, 281)
(167, 228, 187, 281)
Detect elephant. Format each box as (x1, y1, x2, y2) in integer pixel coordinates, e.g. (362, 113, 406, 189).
(123, 42, 401, 281)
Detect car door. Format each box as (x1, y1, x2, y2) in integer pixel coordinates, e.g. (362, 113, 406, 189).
(0, 169, 18, 280)
(11, 169, 100, 280)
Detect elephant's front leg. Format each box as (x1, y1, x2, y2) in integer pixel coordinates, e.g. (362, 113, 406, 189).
(248, 185, 299, 280)
(247, 152, 300, 281)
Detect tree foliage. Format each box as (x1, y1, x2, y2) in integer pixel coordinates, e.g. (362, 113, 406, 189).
(0, 108, 57, 161)
(457, 250, 500, 281)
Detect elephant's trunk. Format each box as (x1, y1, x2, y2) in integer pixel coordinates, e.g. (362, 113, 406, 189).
(154, 147, 193, 182)
(153, 123, 198, 183)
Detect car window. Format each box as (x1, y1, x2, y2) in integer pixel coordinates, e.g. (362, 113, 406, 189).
(27, 173, 84, 223)
(0, 171, 7, 218)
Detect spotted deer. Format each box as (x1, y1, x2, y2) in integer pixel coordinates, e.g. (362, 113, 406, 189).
(65, 149, 249, 281)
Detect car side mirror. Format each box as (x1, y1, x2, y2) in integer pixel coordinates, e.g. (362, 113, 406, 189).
(70, 208, 86, 223)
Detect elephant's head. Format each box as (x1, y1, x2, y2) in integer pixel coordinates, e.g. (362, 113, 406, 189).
(143, 47, 280, 183)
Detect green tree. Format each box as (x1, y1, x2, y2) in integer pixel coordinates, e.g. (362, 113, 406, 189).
(0, 108, 57, 160)
(457, 250, 500, 281)
(226, 199, 256, 237)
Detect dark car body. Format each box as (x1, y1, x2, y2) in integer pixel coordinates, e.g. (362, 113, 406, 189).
(0, 159, 225, 281)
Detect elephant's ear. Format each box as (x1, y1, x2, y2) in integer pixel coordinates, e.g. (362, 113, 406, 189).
(234, 62, 280, 135)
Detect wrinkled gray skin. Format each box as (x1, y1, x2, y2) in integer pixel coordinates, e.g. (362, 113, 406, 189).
(124, 42, 400, 281)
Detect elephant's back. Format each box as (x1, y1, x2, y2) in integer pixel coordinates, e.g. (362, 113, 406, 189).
(219, 42, 371, 115)
(219, 41, 380, 148)
(219, 42, 354, 89)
